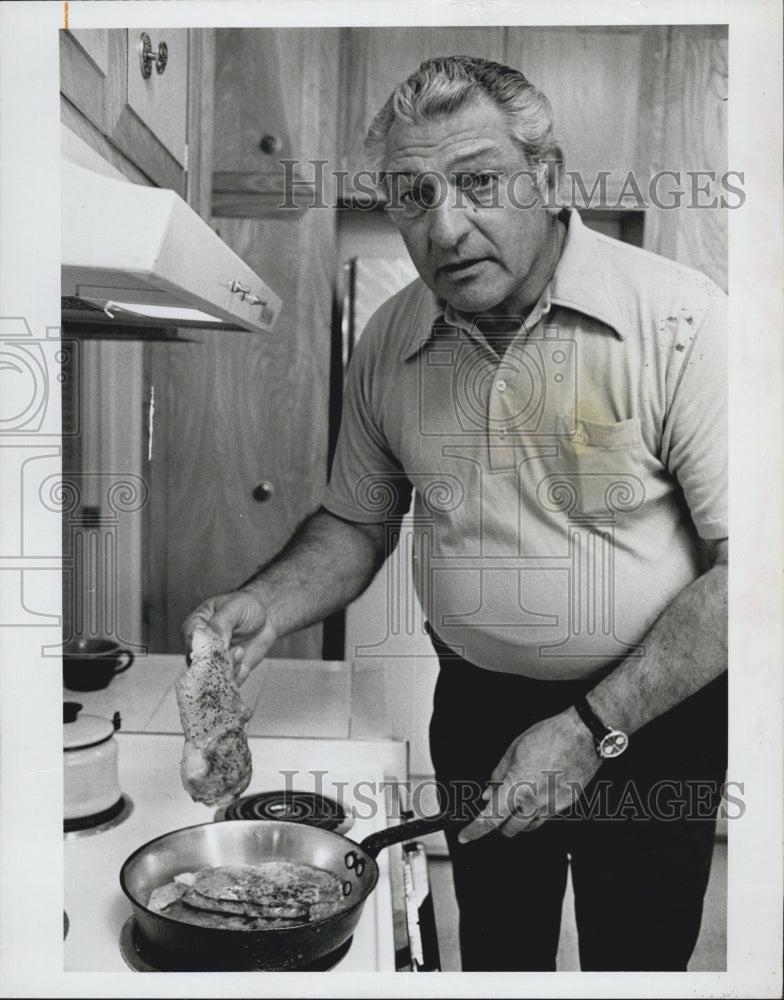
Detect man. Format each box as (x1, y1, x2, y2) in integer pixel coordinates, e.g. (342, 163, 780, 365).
(185, 56, 728, 971)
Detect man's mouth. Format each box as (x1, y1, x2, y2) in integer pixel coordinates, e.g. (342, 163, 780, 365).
(436, 258, 489, 277)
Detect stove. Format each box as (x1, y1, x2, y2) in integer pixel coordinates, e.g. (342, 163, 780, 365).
(118, 917, 354, 972)
(215, 789, 350, 832)
(64, 794, 134, 839)
(64, 732, 405, 973)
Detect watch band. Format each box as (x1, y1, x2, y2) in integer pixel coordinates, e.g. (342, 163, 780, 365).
(573, 695, 611, 743)
(573, 696, 629, 759)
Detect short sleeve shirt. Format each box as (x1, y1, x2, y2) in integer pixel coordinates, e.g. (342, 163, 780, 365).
(323, 210, 727, 679)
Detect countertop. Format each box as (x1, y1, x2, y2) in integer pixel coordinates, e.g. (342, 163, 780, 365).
(66, 655, 363, 739)
(63, 652, 448, 851)
(64, 654, 436, 751)
(63, 654, 430, 782)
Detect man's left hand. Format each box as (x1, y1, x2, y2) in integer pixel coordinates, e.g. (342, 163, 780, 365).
(458, 707, 601, 842)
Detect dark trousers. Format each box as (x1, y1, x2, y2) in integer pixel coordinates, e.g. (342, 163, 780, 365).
(427, 630, 728, 972)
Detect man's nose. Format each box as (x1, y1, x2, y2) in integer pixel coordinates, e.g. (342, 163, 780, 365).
(427, 196, 473, 249)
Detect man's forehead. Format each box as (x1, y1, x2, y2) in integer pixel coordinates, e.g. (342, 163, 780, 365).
(382, 98, 523, 170)
(382, 139, 510, 177)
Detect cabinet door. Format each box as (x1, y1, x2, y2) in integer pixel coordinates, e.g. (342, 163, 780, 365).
(339, 27, 506, 178)
(125, 28, 188, 165)
(61, 27, 190, 193)
(60, 29, 124, 137)
(145, 30, 340, 657)
(144, 215, 334, 657)
(212, 28, 341, 213)
(504, 27, 659, 205)
(111, 28, 189, 191)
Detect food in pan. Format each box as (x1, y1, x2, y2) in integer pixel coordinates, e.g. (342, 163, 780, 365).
(176, 627, 253, 807)
(147, 863, 345, 927)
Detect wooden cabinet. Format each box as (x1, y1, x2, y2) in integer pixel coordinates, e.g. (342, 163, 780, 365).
(60, 29, 120, 138)
(338, 27, 506, 180)
(212, 28, 343, 214)
(336, 26, 664, 205)
(122, 28, 188, 168)
(143, 212, 337, 657)
(60, 27, 190, 193)
(145, 29, 341, 657)
(642, 25, 728, 291)
(503, 26, 667, 206)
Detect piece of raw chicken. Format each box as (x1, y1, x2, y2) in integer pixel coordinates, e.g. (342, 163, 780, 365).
(176, 626, 253, 807)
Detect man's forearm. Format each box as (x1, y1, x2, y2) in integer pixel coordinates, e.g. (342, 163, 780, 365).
(581, 556, 728, 736)
(239, 508, 387, 642)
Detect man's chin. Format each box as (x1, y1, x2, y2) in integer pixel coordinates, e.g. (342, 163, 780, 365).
(439, 289, 506, 318)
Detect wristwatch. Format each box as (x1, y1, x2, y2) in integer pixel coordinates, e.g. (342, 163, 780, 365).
(573, 695, 629, 759)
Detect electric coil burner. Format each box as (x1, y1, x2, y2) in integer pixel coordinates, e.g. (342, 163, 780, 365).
(215, 791, 350, 832)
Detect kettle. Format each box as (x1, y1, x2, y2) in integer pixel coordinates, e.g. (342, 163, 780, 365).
(63, 702, 123, 820)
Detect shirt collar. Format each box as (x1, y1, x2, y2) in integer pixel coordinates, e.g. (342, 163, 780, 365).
(549, 208, 625, 340)
(400, 208, 624, 361)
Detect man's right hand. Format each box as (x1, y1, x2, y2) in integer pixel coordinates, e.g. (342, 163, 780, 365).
(182, 590, 277, 684)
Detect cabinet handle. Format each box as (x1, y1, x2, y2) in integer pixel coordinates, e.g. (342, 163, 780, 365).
(139, 33, 168, 79)
(229, 281, 266, 307)
(252, 482, 275, 503)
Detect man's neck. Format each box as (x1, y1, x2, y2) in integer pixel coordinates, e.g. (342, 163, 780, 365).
(452, 214, 567, 357)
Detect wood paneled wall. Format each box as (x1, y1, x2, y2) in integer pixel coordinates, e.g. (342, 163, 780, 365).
(643, 26, 729, 291)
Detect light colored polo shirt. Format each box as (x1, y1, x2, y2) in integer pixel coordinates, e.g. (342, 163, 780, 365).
(323, 210, 727, 680)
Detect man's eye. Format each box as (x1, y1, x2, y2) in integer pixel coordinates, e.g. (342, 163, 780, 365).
(454, 172, 500, 203)
(456, 172, 497, 189)
(401, 184, 438, 211)
(389, 188, 425, 219)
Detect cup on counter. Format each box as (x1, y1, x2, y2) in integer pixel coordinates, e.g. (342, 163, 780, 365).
(63, 638, 134, 691)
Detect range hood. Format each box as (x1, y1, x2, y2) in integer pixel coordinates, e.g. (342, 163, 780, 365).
(61, 160, 281, 336)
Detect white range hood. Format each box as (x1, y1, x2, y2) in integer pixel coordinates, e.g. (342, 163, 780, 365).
(62, 160, 281, 334)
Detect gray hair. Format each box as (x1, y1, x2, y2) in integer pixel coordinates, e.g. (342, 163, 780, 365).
(364, 55, 558, 174)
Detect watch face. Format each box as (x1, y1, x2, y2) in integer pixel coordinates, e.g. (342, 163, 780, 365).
(598, 730, 629, 759)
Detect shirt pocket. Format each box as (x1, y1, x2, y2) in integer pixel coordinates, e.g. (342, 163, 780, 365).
(544, 415, 645, 519)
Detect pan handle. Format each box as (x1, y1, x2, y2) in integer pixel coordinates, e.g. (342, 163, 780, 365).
(359, 811, 465, 859)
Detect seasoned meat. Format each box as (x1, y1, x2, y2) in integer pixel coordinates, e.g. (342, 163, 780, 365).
(182, 887, 311, 921)
(149, 863, 345, 927)
(147, 879, 188, 912)
(175, 627, 253, 806)
(157, 899, 299, 930)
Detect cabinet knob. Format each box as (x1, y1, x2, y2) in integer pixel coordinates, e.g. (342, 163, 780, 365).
(139, 33, 168, 79)
(252, 482, 275, 503)
(259, 134, 283, 155)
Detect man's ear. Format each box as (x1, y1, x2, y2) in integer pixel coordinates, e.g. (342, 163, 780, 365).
(535, 144, 564, 215)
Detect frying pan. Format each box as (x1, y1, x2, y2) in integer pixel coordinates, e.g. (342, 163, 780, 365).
(120, 812, 459, 971)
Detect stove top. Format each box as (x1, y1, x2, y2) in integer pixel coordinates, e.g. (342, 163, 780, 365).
(214, 790, 350, 832)
(64, 733, 402, 973)
(64, 794, 134, 839)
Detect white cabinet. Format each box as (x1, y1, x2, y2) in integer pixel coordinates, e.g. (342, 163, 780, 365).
(60, 27, 192, 193)
(125, 28, 188, 167)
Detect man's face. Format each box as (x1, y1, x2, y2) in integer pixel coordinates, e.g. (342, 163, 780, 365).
(382, 94, 561, 320)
